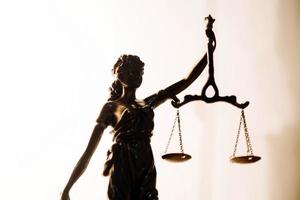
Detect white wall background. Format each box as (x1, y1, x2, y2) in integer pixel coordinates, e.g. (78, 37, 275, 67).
(0, 0, 299, 199)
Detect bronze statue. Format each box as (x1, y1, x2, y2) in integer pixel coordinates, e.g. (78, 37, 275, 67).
(60, 52, 210, 200)
(59, 15, 258, 200)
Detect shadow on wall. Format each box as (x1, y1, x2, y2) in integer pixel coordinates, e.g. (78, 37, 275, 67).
(267, 0, 300, 199)
(267, 127, 300, 200)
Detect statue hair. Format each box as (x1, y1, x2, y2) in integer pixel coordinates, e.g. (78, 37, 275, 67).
(108, 55, 144, 101)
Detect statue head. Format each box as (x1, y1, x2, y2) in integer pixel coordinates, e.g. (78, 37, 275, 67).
(113, 55, 144, 88)
(109, 55, 144, 100)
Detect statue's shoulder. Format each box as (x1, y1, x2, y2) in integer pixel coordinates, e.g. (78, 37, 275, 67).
(103, 101, 118, 110)
(96, 101, 119, 127)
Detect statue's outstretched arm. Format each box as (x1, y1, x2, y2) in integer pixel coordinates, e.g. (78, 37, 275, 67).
(61, 123, 105, 200)
(146, 53, 207, 108)
(164, 53, 207, 96)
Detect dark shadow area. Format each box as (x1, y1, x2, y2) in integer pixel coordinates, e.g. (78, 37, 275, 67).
(267, 0, 300, 199)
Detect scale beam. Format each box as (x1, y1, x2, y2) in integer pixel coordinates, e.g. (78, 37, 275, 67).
(171, 94, 249, 109)
(171, 15, 249, 110)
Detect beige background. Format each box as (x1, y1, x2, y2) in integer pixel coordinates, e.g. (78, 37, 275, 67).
(0, 0, 299, 199)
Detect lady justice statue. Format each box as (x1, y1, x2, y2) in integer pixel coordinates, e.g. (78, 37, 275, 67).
(61, 16, 215, 200)
(61, 53, 209, 200)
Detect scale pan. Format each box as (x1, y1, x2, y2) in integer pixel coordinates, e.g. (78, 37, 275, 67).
(162, 153, 191, 162)
(230, 155, 261, 164)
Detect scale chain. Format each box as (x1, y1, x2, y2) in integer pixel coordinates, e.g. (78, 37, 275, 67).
(232, 110, 254, 157)
(163, 109, 185, 154)
(232, 111, 243, 157)
(241, 110, 254, 155)
(177, 109, 184, 153)
(163, 109, 179, 154)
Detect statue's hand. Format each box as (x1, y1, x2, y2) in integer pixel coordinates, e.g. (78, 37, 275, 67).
(61, 190, 70, 200)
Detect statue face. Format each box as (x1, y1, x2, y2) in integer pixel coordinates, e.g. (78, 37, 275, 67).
(117, 66, 143, 88)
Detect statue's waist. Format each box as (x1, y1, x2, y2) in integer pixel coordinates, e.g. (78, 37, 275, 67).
(113, 130, 152, 144)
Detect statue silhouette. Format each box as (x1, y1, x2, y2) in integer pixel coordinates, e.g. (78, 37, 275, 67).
(60, 54, 209, 200)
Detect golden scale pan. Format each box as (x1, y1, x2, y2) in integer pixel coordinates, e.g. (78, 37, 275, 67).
(161, 109, 191, 163)
(229, 109, 261, 164)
